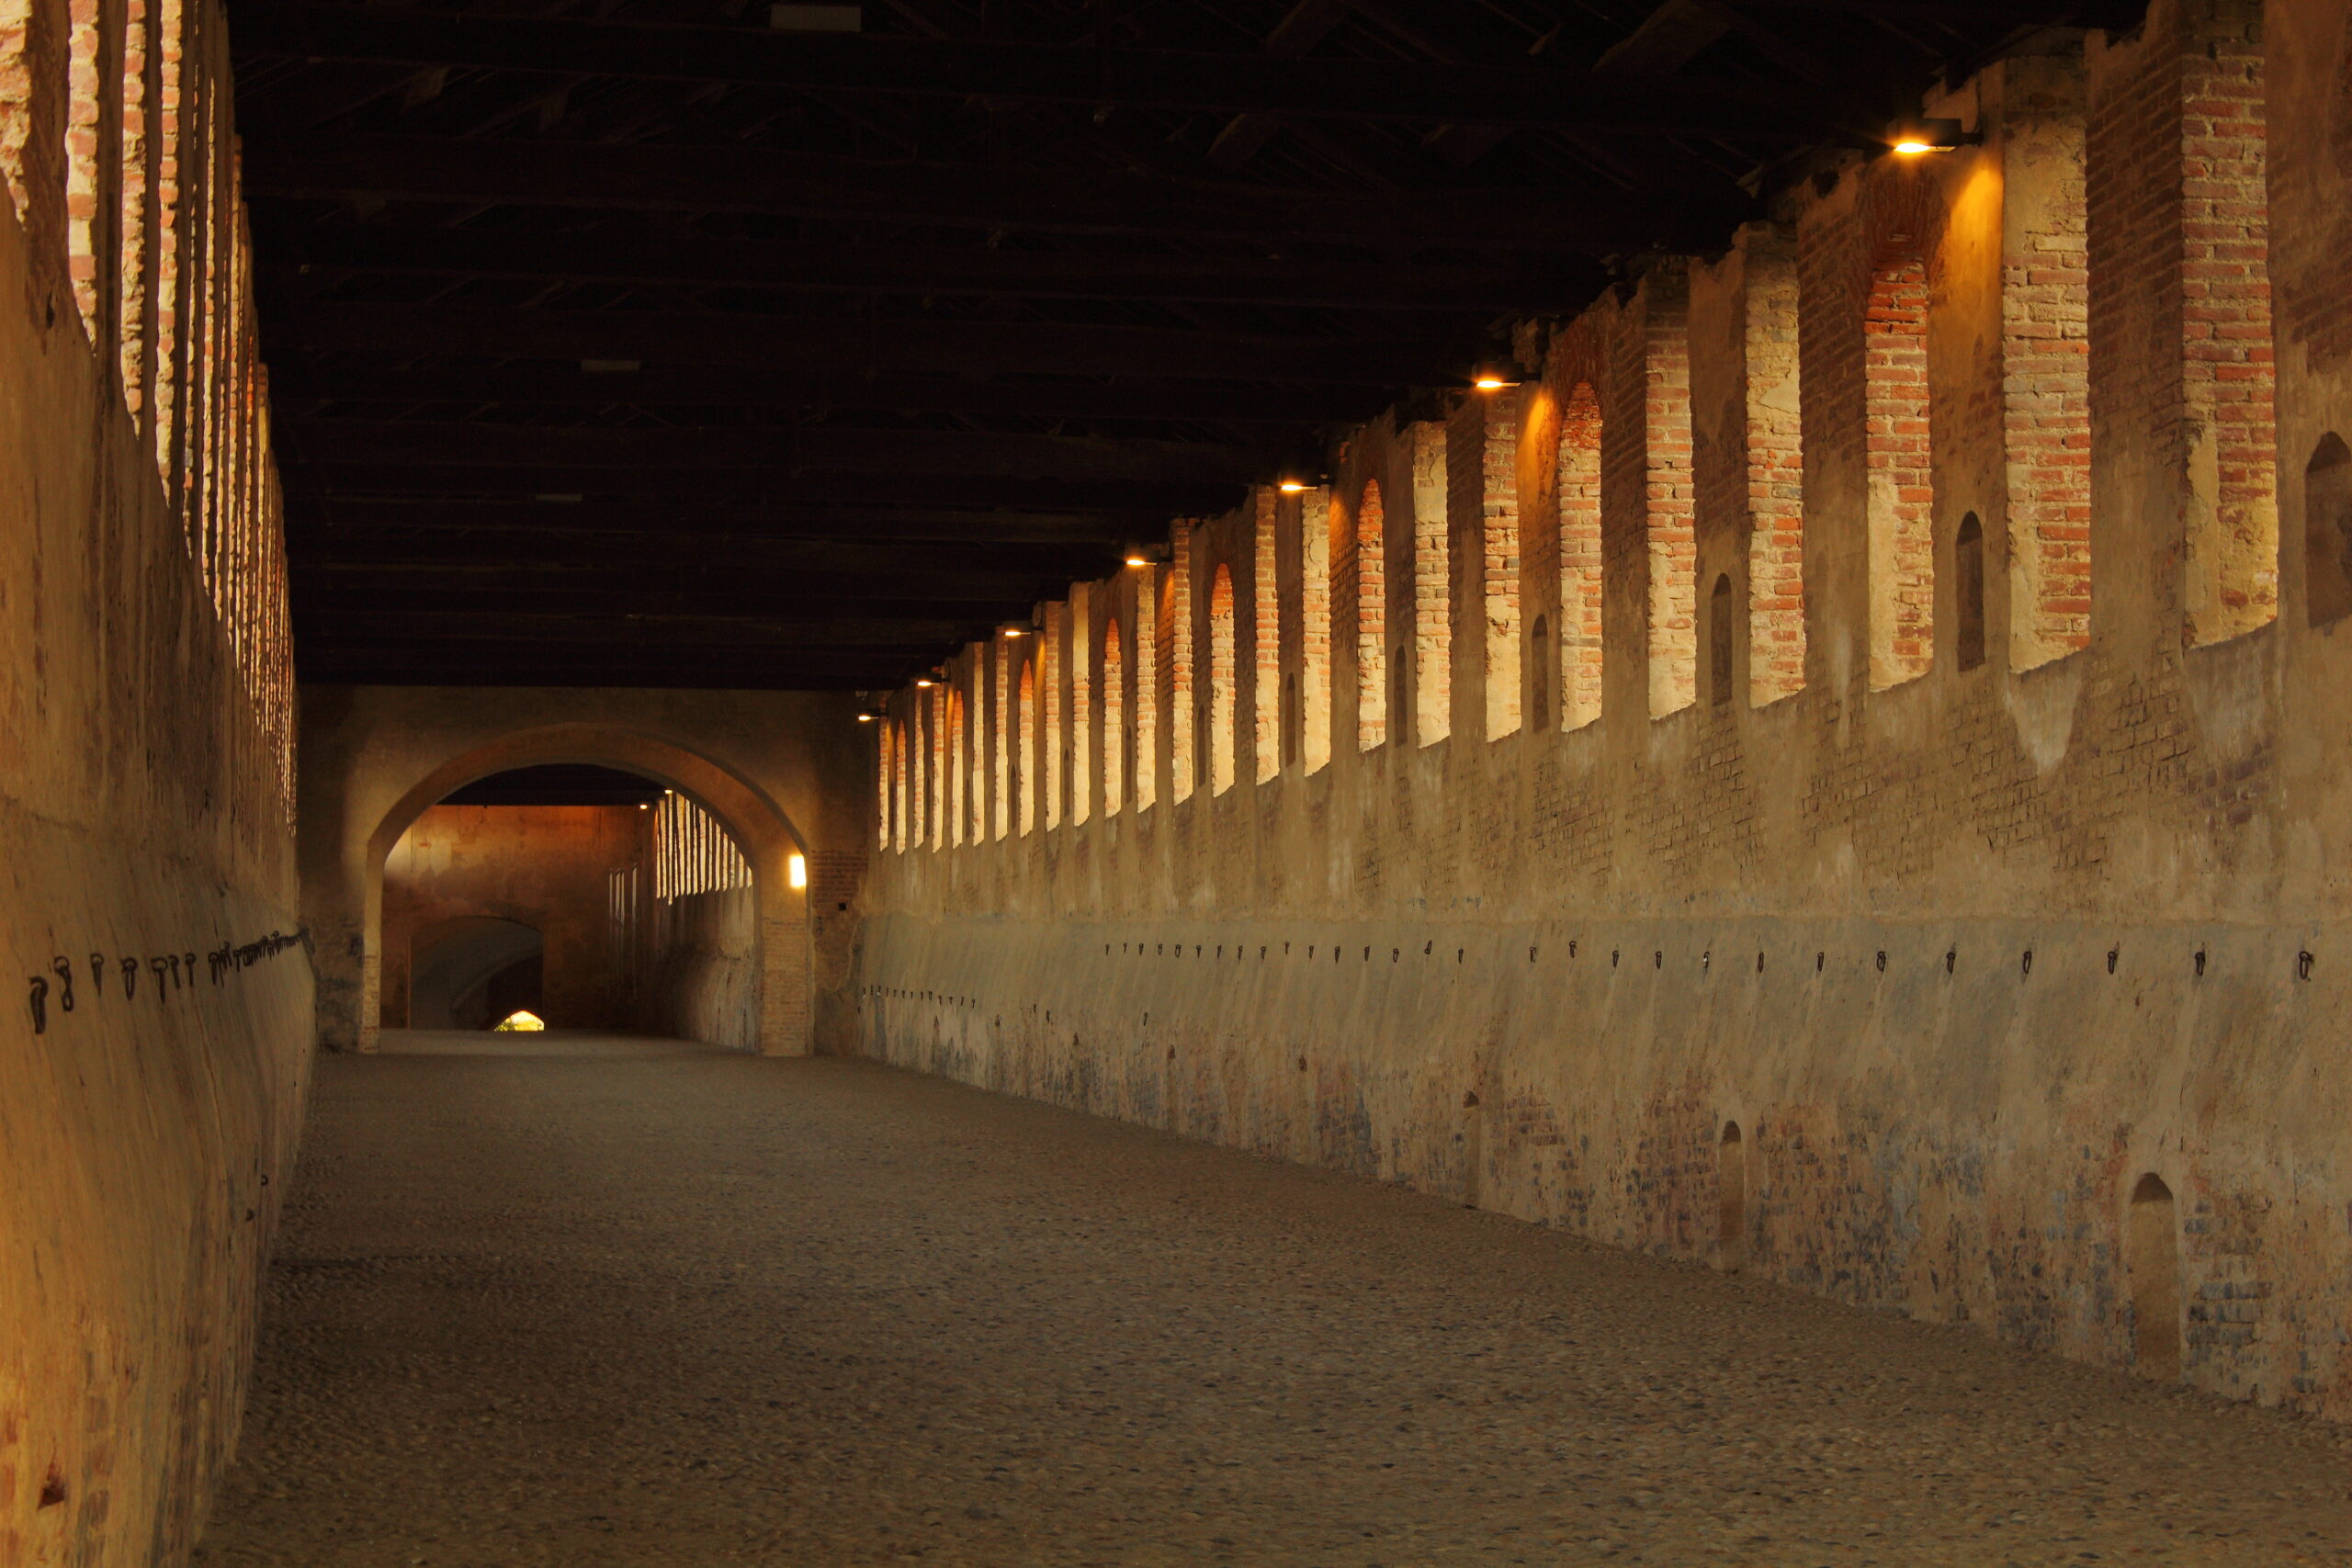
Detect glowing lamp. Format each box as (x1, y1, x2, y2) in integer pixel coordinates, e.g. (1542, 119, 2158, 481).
(788, 852, 808, 890)
(913, 676, 935, 688)
(1277, 478, 1309, 494)
(1886, 118, 1970, 155)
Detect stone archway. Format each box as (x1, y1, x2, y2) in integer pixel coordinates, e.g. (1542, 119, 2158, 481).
(406, 916, 545, 1031)
(347, 724, 813, 1055)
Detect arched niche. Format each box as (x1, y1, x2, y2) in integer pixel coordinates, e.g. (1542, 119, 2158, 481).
(356, 724, 811, 1056)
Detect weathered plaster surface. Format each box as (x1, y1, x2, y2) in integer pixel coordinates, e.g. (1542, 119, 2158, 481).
(0, 83, 308, 1568)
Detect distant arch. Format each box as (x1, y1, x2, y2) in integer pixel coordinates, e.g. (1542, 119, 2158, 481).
(357, 724, 808, 1055)
(408, 916, 543, 1031)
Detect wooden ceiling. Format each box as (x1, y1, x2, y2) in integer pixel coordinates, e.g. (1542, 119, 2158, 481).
(236, 0, 2139, 691)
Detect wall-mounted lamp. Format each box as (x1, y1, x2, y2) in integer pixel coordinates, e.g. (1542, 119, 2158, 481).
(638, 802, 650, 810)
(855, 711, 877, 723)
(1001, 625, 1027, 637)
(913, 676, 935, 688)
(788, 852, 808, 890)
(1276, 477, 1310, 494)
(1471, 365, 1521, 391)
(1887, 118, 1974, 154)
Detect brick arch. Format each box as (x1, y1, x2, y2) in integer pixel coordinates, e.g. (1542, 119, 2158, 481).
(1847, 166, 1953, 310)
(359, 723, 809, 1055)
(1859, 182, 1941, 691)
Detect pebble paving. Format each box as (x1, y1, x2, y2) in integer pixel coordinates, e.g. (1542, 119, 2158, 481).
(194, 1031, 2352, 1566)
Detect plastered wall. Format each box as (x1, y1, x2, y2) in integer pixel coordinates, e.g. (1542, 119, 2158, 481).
(0, 0, 309, 1557)
(860, 0, 2352, 1416)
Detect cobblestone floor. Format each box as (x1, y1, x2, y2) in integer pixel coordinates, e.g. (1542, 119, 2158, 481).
(195, 1032, 2352, 1566)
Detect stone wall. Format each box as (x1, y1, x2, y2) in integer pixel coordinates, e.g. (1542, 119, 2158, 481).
(0, 0, 308, 1558)
(858, 0, 2352, 1416)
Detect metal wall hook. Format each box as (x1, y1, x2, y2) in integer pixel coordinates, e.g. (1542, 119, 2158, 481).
(50, 956, 74, 1012)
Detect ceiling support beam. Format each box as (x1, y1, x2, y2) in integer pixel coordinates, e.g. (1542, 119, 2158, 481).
(285, 420, 1270, 486)
(277, 300, 1488, 386)
(260, 223, 1583, 311)
(232, 3, 1838, 136)
(242, 134, 1749, 252)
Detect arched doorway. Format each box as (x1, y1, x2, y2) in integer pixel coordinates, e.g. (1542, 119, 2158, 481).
(409, 916, 544, 1031)
(347, 724, 812, 1055)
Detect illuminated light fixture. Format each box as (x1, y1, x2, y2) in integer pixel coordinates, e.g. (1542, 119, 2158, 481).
(913, 676, 935, 688)
(1887, 117, 1972, 154)
(1125, 552, 1152, 567)
(1471, 364, 1521, 391)
(492, 1010, 546, 1032)
(638, 802, 650, 810)
(1001, 626, 1026, 637)
(856, 711, 877, 723)
(1277, 477, 1309, 494)
(788, 852, 808, 889)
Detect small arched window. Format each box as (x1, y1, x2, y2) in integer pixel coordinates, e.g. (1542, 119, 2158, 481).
(1283, 670, 1300, 768)
(2307, 434, 2352, 626)
(1391, 649, 1408, 748)
(2127, 1173, 2180, 1381)
(1955, 513, 1986, 671)
(1708, 575, 1735, 706)
(1528, 615, 1551, 733)
(1718, 1122, 1747, 1272)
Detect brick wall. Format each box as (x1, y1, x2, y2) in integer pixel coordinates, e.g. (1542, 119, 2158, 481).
(1744, 231, 1807, 703)
(856, 5, 2352, 1421)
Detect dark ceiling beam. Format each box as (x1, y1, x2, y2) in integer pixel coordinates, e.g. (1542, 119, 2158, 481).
(232, 3, 1847, 136)
(271, 362, 1385, 426)
(289, 611, 978, 647)
(260, 224, 1587, 311)
(240, 135, 1748, 252)
(291, 499, 1152, 544)
(284, 465, 1238, 514)
(277, 301, 1487, 386)
(288, 530, 1102, 574)
(1205, 0, 1360, 171)
(282, 420, 1269, 485)
(293, 648, 914, 690)
(288, 571, 1056, 605)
